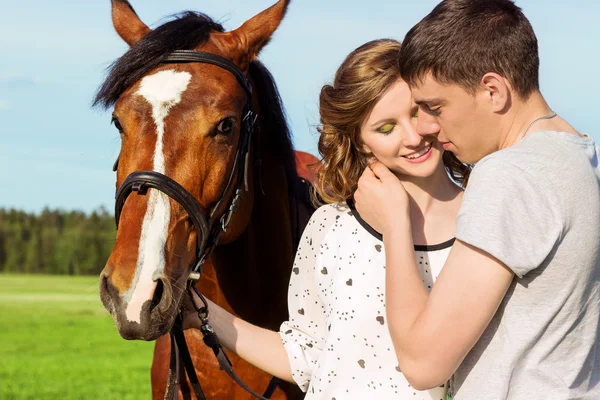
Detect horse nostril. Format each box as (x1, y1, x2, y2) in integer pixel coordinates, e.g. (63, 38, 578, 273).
(150, 279, 164, 313)
(99, 271, 119, 315)
(100, 273, 113, 297)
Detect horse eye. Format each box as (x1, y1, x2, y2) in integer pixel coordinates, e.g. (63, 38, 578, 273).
(111, 117, 124, 133)
(216, 118, 235, 135)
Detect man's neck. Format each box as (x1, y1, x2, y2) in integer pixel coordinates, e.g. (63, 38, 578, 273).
(500, 91, 555, 150)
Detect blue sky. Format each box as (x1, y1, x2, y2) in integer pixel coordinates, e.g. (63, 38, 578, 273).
(1, 0, 598, 213)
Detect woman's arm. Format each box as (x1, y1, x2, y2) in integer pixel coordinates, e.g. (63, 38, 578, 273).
(184, 292, 295, 383)
(183, 206, 333, 389)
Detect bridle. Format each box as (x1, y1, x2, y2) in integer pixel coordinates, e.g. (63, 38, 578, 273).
(113, 50, 279, 400)
(115, 49, 257, 277)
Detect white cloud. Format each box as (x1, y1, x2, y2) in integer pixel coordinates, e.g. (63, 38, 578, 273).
(0, 73, 43, 85)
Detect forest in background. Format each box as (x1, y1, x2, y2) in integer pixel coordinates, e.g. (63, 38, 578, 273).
(0, 207, 115, 275)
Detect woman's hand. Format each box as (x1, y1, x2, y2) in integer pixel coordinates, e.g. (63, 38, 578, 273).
(181, 287, 205, 330)
(178, 285, 296, 383)
(354, 161, 410, 235)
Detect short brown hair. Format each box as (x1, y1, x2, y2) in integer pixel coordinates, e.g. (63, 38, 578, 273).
(399, 0, 539, 99)
(315, 39, 470, 205)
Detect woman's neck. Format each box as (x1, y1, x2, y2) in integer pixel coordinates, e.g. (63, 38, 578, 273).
(396, 163, 463, 245)
(397, 163, 462, 217)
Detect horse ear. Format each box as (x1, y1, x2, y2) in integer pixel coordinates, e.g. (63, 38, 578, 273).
(229, 0, 291, 59)
(111, 0, 151, 46)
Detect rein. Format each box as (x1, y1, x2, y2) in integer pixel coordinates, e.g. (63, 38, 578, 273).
(114, 50, 279, 400)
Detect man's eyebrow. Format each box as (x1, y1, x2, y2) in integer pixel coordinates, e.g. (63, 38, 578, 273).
(415, 98, 444, 106)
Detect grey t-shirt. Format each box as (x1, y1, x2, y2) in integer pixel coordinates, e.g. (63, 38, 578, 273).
(451, 131, 600, 399)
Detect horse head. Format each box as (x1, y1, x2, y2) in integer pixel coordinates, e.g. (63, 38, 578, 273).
(97, 0, 291, 341)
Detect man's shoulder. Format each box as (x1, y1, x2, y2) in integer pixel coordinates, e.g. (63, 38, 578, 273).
(472, 131, 584, 180)
(494, 131, 593, 164)
(474, 131, 597, 185)
(463, 146, 553, 205)
(468, 152, 528, 185)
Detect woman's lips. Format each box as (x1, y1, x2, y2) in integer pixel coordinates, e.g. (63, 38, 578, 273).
(402, 143, 433, 164)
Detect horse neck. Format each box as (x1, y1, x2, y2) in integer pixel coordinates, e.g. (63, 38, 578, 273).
(208, 119, 295, 330)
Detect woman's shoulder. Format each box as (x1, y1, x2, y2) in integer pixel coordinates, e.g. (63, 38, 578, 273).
(311, 201, 351, 221)
(305, 201, 354, 233)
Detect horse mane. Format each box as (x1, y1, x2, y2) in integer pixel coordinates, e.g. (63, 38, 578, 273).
(248, 61, 298, 184)
(93, 12, 224, 108)
(93, 10, 297, 185)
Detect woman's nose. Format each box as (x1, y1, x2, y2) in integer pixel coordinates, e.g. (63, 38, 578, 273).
(416, 111, 441, 138)
(402, 124, 424, 147)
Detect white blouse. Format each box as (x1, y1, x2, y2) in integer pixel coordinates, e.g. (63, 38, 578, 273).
(279, 201, 453, 400)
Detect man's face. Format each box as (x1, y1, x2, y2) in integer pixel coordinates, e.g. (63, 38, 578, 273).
(411, 74, 500, 164)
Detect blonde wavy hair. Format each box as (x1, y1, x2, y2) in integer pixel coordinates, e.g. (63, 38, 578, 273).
(314, 39, 470, 204)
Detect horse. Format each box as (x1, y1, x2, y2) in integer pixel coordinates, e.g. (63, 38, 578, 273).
(95, 1, 317, 398)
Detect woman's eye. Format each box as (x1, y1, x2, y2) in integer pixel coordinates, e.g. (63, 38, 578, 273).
(377, 123, 395, 134)
(111, 117, 124, 133)
(216, 118, 235, 135)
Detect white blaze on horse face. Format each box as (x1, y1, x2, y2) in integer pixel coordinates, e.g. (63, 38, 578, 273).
(125, 70, 192, 324)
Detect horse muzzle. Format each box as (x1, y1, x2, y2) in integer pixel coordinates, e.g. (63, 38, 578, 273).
(100, 265, 181, 340)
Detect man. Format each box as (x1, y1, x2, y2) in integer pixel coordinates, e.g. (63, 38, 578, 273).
(354, 0, 600, 398)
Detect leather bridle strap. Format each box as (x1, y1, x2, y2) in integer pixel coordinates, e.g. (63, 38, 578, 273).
(173, 285, 276, 400)
(170, 318, 207, 400)
(162, 50, 253, 97)
(166, 330, 181, 400)
(169, 322, 278, 400)
(114, 171, 210, 271)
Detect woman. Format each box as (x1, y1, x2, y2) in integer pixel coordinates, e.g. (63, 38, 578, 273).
(184, 39, 469, 399)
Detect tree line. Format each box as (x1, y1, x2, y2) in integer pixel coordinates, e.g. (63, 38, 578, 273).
(0, 207, 115, 275)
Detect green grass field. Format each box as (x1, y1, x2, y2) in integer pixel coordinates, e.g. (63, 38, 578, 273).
(0, 274, 155, 399)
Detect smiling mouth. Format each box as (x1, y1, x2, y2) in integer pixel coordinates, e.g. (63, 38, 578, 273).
(403, 143, 432, 160)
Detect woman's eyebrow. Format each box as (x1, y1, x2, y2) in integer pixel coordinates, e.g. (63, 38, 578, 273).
(370, 118, 396, 128)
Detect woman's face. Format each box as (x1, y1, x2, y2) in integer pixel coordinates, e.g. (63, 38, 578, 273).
(360, 79, 444, 179)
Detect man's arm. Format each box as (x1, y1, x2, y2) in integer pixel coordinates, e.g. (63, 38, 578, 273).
(354, 162, 514, 389)
(383, 227, 513, 389)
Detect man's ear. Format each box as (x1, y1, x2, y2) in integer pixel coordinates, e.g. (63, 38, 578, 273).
(480, 72, 511, 113)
